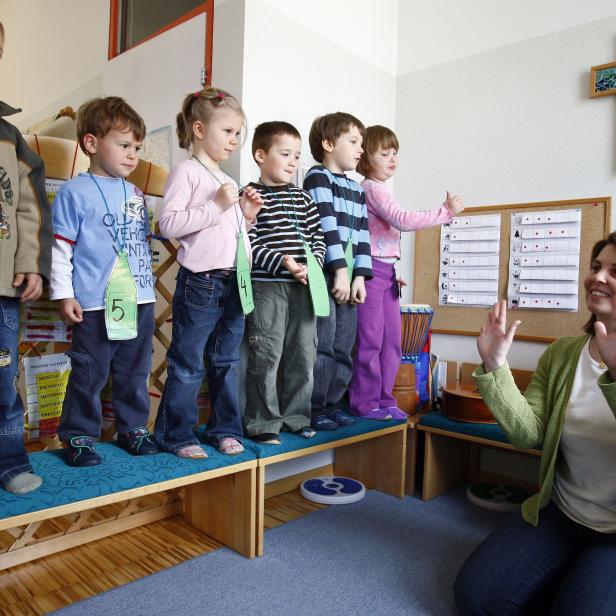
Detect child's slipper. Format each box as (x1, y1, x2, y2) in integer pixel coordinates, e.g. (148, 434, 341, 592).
(218, 437, 244, 455)
(176, 445, 208, 459)
(295, 426, 316, 439)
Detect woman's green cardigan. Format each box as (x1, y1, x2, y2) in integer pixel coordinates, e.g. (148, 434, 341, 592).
(473, 334, 616, 526)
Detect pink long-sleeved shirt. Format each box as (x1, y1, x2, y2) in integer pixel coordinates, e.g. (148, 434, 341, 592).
(159, 159, 252, 273)
(362, 178, 453, 259)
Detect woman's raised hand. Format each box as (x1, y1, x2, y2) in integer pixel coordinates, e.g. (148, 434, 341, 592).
(477, 300, 522, 372)
(593, 276, 616, 379)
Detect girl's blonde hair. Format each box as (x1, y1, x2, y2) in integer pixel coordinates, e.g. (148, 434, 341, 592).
(176, 86, 246, 150)
(357, 125, 399, 178)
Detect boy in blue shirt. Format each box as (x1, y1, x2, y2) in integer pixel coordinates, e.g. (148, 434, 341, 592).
(303, 112, 375, 430)
(51, 97, 158, 466)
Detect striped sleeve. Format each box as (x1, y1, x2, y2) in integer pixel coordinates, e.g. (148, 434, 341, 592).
(353, 190, 372, 278)
(303, 168, 346, 273)
(302, 190, 326, 267)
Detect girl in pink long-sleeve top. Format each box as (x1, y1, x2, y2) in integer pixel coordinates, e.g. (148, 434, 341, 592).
(348, 126, 464, 419)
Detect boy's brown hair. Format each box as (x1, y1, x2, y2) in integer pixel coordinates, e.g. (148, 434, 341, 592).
(76, 97, 146, 155)
(357, 125, 399, 178)
(252, 121, 301, 162)
(308, 112, 366, 163)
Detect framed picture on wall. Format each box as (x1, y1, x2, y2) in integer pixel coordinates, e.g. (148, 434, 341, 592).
(590, 60, 616, 98)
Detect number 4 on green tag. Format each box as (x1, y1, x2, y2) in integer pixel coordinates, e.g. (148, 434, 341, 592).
(236, 233, 254, 314)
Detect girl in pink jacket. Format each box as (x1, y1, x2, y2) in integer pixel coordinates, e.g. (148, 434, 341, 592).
(349, 126, 464, 419)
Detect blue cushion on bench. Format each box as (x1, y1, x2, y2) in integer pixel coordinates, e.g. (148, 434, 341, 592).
(0, 443, 256, 520)
(418, 411, 512, 444)
(241, 417, 407, 459)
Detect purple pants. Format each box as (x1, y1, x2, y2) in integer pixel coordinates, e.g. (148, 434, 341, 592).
(349, 259, 401, 415)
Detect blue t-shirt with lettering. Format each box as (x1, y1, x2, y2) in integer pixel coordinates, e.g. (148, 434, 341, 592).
(52, 173, 155, 310)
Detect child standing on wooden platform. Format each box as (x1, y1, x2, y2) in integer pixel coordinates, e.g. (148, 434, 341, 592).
(243, 121, 326, 444)
(0, 21, 52, 492)
(348, 125, 464, 419)
(154, 88, 262, 458)
(52, 97, 158, 466)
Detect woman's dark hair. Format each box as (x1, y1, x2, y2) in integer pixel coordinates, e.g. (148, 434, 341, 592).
(584, 231, 616, 334)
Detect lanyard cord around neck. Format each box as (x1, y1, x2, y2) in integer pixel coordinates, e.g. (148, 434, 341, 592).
(191, 155, 244, 235)
(258, 181, 306, 242)
(326, 170, 356, 244)
(88, 172, 128, 253)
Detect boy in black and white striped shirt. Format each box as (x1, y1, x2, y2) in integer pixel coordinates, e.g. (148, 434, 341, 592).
(244, 122, 325, 444)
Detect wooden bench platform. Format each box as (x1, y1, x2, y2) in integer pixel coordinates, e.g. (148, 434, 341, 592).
(406, 411, 541, 500)
(1, 419, 408, 567)
(0, 443, 258, 570)
(248, 418, 408, 556)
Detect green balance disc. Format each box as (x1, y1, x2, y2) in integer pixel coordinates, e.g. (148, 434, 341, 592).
(466, 482, 529, 512)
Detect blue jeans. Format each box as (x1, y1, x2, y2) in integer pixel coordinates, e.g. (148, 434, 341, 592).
(311, 276, 357, 417)
(58, 303, 155, 440)
(0, 297, 33, 485)
(155, 267, 244, 451)
(454, 501, 616, 615)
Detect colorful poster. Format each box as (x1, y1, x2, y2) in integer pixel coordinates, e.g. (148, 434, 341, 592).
(21, 299, 72, 343)
(23, 353, 71, 439)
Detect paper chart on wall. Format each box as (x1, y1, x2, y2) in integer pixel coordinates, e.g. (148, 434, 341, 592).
(439, 214, 501, 307)
(508, 209, 581, 311)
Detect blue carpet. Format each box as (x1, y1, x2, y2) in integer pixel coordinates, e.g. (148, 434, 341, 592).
(52, 489, 503, 616)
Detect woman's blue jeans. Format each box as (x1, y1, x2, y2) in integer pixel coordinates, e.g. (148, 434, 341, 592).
(155, 267, 244, 451)
(0, 297, 32, 485)
(454, 501, 616, 615)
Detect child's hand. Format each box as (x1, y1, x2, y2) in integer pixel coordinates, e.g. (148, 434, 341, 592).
(332, 267, 351, 304)
(283, 255, 308, 285)
(13, 273, 43, 302)
(444, 191, 464, 216)
(397, 276, 407, 289)
(59, 298, 84, 324)
(214, 182, 239, 212)
(241, 186, 264, 222)
(350, 276, 366, 304)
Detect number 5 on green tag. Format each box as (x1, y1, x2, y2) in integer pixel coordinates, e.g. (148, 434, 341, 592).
(236, 233, 254, 314)
(105, 251, 138, 340)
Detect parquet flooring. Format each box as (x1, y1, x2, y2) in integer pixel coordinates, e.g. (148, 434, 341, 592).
(0, 490, 325, 616)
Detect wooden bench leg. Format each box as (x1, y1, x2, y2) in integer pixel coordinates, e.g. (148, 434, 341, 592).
(334, 429, 406, 498)
(422, 432, 470, 501)
(184, 467, 256, 558)
(255, 464, 265, 557)
(405, 427, 418, 496)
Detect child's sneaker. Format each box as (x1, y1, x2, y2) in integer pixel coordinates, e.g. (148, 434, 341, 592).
(295, 426, 316, 439)
(65, 436, 102, 467)
(252, 433, 281, 445)
(358, 408, 393, 420)
(117, 427, 159, 456)
(327, 409, 355, 427)
(217, 437, 244, 455)
(380, 406, 408, 420)
(311, 415, 338, 431)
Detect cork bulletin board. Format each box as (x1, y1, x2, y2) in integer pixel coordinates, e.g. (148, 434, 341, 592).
(413, 197, 611, 343)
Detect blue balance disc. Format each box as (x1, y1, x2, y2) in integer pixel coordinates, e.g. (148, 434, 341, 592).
(300, 476, 366, 505)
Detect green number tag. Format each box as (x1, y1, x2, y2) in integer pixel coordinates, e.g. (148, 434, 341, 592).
(344, 240, 354, 279)
(105, 251, 138, 340)
(304, 243, 330, 317)
(236, 233, 254, 314)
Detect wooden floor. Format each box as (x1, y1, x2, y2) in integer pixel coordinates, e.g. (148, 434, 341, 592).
(0, 491, 326, 616)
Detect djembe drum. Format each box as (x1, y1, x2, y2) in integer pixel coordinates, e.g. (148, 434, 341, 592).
(393, 304, 434, 414)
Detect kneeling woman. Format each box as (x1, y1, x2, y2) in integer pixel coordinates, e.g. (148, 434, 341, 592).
(455, 233, 616, 616)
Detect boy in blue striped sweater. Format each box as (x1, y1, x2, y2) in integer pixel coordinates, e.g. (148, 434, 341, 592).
(303, 112, 377, 431)
(244, 122, 326, 444)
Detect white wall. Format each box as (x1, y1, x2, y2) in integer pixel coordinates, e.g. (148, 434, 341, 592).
(398, 0, 616, 74)
(238, 0, 397, 184)
(1, 0, 108, 129)
(396, 16, 616, 370)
